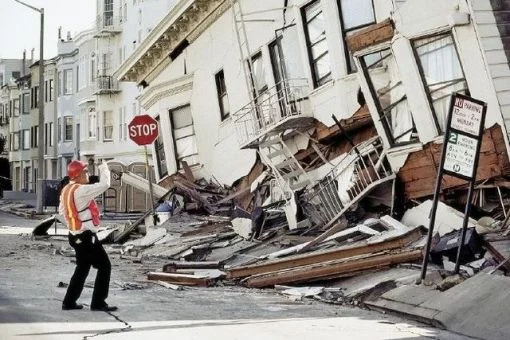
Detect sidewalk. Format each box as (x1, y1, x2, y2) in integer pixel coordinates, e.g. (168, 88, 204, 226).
(366, 273, 510, 340)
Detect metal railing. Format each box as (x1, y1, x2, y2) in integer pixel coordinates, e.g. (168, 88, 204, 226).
(233, 78, 310, 147)
(96, 75, 119, 93)
(300, 137, 395, 228)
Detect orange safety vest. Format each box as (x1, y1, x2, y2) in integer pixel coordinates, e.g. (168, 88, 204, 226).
(60, 183, 100, 232)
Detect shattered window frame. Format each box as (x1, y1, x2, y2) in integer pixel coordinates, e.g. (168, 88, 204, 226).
(338, 0, 376, 74)
(413, 32, 468, 135)
(360, 47, 419, 146)
(302, 0, 332, 88)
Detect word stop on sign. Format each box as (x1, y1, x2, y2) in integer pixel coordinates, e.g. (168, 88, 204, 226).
(129, 123, 157, 137)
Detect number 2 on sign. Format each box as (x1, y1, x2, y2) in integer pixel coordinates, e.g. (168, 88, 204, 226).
(449, 132, 458, 144)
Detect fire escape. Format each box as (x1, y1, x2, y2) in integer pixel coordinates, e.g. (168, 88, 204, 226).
(94, 0, 121, 95)
(231, 0, 395, 230)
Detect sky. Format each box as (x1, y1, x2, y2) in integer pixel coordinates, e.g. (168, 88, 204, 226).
(0, 0, 96, 59)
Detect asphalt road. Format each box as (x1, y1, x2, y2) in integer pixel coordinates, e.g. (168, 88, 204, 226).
(0, 212, 475, 340)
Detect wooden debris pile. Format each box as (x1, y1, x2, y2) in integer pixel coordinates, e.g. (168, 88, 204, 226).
(121, 212, 428, 291)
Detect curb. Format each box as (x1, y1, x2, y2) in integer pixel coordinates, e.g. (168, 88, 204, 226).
(365, 299, 446, 330)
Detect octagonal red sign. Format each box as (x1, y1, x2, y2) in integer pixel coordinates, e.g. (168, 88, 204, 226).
(128, 114, 159, 145)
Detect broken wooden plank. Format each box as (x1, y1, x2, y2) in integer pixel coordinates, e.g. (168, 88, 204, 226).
(227, 227, 422, 279)
(346, 19, 394, 52)
(147, 272, 214, 287)
(181, 160, 195, 182)
(244, 249, 422, 288)
(483, 239, 510, 272)
(163, 261, 221, 272)
(214, 186, 251, 205)
(120, 254, 142, 263)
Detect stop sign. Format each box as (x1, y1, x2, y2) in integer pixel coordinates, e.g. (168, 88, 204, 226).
(128, 114, 159, 145)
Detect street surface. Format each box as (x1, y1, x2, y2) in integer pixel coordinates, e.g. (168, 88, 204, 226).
(0, 211, 476, 340)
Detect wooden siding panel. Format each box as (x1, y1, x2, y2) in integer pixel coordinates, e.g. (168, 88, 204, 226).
(398, 125, 510, 199)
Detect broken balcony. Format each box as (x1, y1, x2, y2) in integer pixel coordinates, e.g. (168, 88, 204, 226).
(300, 136, 395, 230)
(94, 75, 121, 95)
(233, 78, 314, 149)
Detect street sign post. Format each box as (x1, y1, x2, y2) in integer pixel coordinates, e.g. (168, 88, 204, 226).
(420, 93, 487, 281)
(128, 114, 159, 217)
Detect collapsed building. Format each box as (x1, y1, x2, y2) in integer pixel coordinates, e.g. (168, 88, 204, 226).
(113, 0, 510, 230)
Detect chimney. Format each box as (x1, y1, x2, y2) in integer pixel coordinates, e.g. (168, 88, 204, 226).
(31, 48, 35, 64)
(67, 31, 72, 41)
(22, 50, 26, 76)
(58, 26, 62, 41)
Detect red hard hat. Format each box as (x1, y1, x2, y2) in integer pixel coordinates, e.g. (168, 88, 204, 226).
(67, 160, 88, 179)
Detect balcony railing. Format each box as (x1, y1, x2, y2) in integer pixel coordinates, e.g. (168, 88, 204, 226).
(95, 14, 122, 34)
(299, 137, 395, 229)
(95, 75, 120, 94)
(233, 78, 311, 148)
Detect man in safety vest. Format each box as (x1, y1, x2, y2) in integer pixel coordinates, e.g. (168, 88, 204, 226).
(59, 160, 117, 312)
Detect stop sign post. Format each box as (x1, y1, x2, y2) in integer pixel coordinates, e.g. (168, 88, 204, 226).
(128, 114, 160, 217)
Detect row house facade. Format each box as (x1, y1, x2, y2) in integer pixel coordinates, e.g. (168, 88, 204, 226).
(5, 59, 57, 193)
(116, 0, 510, 228)
(50, 0, 176, 211)
(0, 58, 25, 192)
(2, 0, 176, 208)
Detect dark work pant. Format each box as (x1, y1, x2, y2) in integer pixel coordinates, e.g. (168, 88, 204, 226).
(63, 230, 111, 307)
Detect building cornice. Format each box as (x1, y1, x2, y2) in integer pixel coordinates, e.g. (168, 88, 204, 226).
(139, 74, 194, 110)
(115, 0, 230, 85)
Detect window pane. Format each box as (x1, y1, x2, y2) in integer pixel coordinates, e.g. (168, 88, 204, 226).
(23, 130, 30, 149)
(65, 117, 73, 141)
(221, 95, 230, 116)
(414, 34, 467, 133)
(170, 105, 198, 168)
(304, 0, 331, 87)
(175, 136, 198, 160)
(171, 106, 192, 128)
(250, 54, 266, 92)
(103, 111, 113, 140)
(314, 54, 332, 81)
(311, 39, 328, 60)
(362, 49, 418, 144)
(340, 0, 375, 30)
(307, 13, 326, 44)
(174, 125, 194, 139)
(305, 0, 321, 20)
(89, 110, 97, 137)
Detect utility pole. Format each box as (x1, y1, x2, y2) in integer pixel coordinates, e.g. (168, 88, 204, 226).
(14, 0, 45, 214)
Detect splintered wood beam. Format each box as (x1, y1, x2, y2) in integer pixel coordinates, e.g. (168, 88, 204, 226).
(147, 272, 213, 287)
(163, 261, 221, 272)
(346, 18, 394, 52)
(244, 249, 423, 288)
(227, 227, 422, 279)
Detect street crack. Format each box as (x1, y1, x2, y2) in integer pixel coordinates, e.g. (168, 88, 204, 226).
(83, 311, 132, 339)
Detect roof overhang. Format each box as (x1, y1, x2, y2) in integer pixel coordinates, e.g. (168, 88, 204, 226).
(115, 0, 230, 85)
